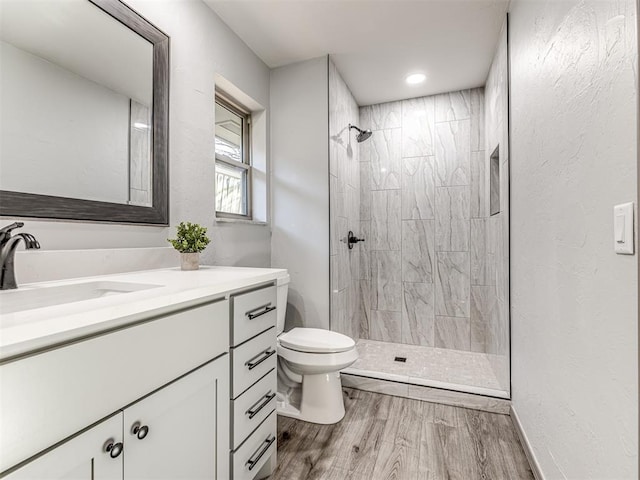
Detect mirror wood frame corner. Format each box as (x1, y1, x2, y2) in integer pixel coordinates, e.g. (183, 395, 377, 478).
(0, 0, 169, 226)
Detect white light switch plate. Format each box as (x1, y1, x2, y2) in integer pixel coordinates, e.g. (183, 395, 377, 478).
(614, 202, 634, 255)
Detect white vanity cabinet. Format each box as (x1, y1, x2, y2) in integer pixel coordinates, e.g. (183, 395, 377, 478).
(4, 414, 123, 480)
(1, 299, 231, 478)
(0, 269, 286, 480)
(229, 286, 278, 480)
(123, 356, 229, 479)
(6, 357, 228, 480)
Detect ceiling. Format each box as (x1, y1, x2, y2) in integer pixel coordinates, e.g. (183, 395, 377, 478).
(204, 0, 510, 106)
(0, 0, 153, 105)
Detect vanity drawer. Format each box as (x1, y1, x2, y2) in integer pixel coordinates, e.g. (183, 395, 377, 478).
(231, 286, 277, 347)
(231, 328, 276, 399)
(231, 412, 276, 480)
(231, 369, 277, 449)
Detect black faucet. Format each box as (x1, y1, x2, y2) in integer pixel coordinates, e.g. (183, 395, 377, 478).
(0, 222, 40, 290)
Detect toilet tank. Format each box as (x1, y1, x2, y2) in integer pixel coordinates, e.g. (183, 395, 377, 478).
(276, 274, 290, 335)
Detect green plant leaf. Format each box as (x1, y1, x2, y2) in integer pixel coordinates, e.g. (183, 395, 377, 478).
(167, 221, 211, 253)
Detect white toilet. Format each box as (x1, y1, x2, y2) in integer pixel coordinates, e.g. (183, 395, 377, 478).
(275, 274, 358, 424)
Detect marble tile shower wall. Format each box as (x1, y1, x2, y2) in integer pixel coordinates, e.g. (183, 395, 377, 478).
(359, 87, 497, 354)
(328, 60, 361, 340)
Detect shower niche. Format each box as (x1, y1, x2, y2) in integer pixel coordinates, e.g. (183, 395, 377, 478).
(328, 20, 511, 402)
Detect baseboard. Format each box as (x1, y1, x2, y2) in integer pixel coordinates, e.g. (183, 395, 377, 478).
(510, 405, 545, 480)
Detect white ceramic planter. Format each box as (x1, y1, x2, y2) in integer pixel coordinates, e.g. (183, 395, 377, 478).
(180, 252, 200, 271)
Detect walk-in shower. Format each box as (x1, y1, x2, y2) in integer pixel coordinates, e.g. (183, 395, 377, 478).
(328, 20, 511, 403)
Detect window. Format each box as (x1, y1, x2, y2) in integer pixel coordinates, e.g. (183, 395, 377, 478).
(215, 93, 251, 218)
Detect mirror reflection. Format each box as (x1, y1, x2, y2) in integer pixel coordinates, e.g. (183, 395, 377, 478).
(0, 0, 153, 206)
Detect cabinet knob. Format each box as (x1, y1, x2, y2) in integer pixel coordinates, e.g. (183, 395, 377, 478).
(131, 421, 150, 440)
(103, 439, 123, 458)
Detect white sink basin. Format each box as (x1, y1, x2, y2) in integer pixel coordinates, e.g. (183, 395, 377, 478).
(0, 281, 161, 315)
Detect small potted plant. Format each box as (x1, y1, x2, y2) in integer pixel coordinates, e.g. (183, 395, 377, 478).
(168, 222, 211, 271)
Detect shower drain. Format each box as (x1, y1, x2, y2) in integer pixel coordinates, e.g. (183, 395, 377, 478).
(394, 356, 407, 363)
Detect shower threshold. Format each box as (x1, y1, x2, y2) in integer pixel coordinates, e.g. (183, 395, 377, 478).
(342, 339, 510, 400)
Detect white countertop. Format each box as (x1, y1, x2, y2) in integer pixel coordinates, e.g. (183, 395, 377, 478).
(0, 266, 287, 361)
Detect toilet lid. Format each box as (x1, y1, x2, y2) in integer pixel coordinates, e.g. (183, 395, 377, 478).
(278, 328, 355, 353)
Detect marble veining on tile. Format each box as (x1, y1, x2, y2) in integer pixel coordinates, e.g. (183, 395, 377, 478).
(435, 119, 471, 187)
(355, 82, 507, 375)
(359, 163, 371, 220)
(371, 189, 401, 250)
(370, 101, 401, 130)
(471, 285, 497, 353)
(329, 60, 361, 341)
(435, 315, 471, 351)
(358, 220, 371, 281)
(470, 88, 485, 152)
(471, 218, 495, 286)
(470, 150, 487, 218)
(435, 252, 470, 317)
(402, 220, 434, 283)
(401, 282, 435, 346)
(435, 186, 470, 252)
(435, 90, 471, 122)
(401, 156, 435, 220)
(371, 250, 402, 312)
(401, 96, 435, 157)
(369, 310, 402, 343)
(359, 279, 371, 330)
(371, 128, 401, 190)
(358, 280, 370, 339)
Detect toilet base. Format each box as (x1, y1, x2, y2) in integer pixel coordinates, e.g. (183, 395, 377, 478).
(276, 371, 345, 424)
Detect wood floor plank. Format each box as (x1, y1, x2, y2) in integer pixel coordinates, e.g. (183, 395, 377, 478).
(372, 441, 420, 480)
(382, 395, 424, 447)
(269, 388, 534, 480)
(424, 400, 463, 427)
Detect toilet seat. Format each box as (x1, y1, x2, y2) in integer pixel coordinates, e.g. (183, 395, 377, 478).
(277, 341, 359, 373)
(278, 327, 355, 353)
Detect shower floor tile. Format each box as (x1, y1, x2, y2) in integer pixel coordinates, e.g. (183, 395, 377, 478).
(343, 339, 509, 397)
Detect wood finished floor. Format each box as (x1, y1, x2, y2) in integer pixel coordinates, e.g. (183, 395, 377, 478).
(269, 388, 534, 480)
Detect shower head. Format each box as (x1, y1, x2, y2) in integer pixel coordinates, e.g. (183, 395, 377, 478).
(349, 124, 373, 143)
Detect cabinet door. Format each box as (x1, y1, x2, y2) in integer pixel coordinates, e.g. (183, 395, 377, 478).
(5, 414, 123, 480)
(123, 355, 230, 480)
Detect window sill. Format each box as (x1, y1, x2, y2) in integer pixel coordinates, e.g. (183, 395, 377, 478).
(215, 217, 268, 226)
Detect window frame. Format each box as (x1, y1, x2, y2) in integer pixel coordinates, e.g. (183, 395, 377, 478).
(214, 91, 252, 220)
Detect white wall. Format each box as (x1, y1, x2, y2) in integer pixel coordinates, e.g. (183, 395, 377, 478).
(509, 0, 638, 478)
(2, 0, 272, 281)
(270, 56, 330, 330)
(0, 41, 130, 204)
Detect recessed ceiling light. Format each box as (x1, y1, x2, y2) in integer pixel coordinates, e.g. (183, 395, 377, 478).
(405, 73, 426, 85)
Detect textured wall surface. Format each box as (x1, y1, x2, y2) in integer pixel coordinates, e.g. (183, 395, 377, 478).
(358, 86, 511, 364)
(509, 0, 638, 477)
(3, 0, 272, 280)
(328, 59, 362, 339)
(270, 57, 330, 330)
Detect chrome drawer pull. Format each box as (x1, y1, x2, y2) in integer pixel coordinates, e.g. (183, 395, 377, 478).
(246, 304, 276, 320)
(246, 435, 276, 471)
(246, 391, 276, 419)
(245, 348, 276, 370)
